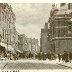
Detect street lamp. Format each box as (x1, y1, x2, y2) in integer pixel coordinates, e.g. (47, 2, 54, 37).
(48, 33, 52, 53)
(64, 34, 66, 37)
(70, 18, 72, 21)
(49, 33, 51, 37)
(6, 29, 9, 53)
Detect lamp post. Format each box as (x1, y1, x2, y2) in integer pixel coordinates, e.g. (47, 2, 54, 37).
(31, 39, 33, 53)
(6, 29, 9, 53)
(49, 33, 52, 53)
(64, 34, 67, 51)
(70, 18, 72, 21)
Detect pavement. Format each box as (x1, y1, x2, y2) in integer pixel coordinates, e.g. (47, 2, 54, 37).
(0, 58, 72, 69)
(0, 61, 8, 70)
(56, 60, 72, 69)
(2, 59, 69, 69)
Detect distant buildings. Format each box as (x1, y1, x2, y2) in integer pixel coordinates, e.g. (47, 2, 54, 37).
(18, 34, 27, 52)
(40, 28, 48, 53)
(40, 22, 51, 53)
(18, 34, 40, 54)
(31, 38, 39, 53)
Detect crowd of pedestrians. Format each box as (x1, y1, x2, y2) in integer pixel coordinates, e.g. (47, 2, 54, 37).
(35, 52, 56, 60)
(0, 50, 19, 61)
(0, 34, 19, 61)
(58, 51, 72, 63)
(35, 51, 72, 63)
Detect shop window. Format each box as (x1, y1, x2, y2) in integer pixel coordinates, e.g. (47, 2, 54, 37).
(60, 3, 66, 7)
(58, 29, 60, 37)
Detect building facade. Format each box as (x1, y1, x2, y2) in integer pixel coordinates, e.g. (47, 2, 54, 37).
(40, 28, 48, 53)
(27, 38, 39, 54)
(31, 38, 39, 53)
(18, 34, 29, 52)
(0, 3, 16, 52)
(48, 4, 72, 54)
(40, 22, 51, 53)
(60, 3, 72, 10)
(14, 31, 19, 51)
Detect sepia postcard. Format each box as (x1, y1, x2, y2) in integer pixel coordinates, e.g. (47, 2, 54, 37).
(0, 2, 72, 72)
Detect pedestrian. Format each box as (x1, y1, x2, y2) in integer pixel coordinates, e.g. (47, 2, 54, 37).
(7, 51, 10, 60)
(46, 52, 51, 60)
(42, 53, 46, 60)
(38, 52, 42, 60)
(64, 51, 69, 63)
(69, 52, 72, 63)
(58, 53, 61, 62)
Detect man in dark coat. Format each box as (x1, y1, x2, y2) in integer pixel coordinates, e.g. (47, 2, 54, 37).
(58, 53, 61, 62)
(64, 51, 69, 63)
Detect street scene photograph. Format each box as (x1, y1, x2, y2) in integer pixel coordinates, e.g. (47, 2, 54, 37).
(0, 3, 72, 70)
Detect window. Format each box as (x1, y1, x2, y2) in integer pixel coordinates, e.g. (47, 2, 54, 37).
(2, 12, 4, 21)
(68, 25, 72, 31)
(60, 3, 66, 7)
(58, 29, 60, 37)
(5, 30, 6, 39)
(3, 28, 4, 39)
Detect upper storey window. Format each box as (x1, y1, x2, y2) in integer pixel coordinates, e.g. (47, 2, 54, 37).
(2, 12, 4, 21)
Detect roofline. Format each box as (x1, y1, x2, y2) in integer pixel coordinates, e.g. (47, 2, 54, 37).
(52, 37, 72, 40)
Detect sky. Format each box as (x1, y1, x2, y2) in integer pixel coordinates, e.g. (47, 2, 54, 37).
(11, 3, 52, 42)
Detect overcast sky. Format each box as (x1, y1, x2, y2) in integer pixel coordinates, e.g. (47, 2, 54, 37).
(11, 3, 52, 42)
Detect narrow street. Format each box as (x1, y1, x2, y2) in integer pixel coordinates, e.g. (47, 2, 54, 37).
(0, 59, 71, 69)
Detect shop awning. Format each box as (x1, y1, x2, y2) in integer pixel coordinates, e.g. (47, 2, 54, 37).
(8, 45, 15, 53)
(16, 49, 23, 53)
(0, 42, 15, 53)
(0, 42, 7, 48)
(0, 45, 6, 52)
